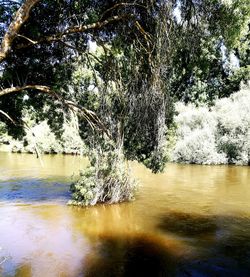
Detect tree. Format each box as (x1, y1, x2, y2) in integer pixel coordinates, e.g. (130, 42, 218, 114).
(0, 0, 174, 205)
(168, 0, 250, 104)
(1, 0, 249, 205)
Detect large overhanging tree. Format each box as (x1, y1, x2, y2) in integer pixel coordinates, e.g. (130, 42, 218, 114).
(1, 0, 249, 154)
(0, 0, 249, 205)
(0, 0, 174, 205)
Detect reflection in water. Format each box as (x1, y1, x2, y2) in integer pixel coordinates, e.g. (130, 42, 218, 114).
(158, 212, 250, 275)
(0, 179, 70, 203)
(158, 212, 218, 237)
(0, 152, 88, 180)
(1, 153, 250, 276)
(0, 205, 90, 277)
(84, 234, 177, 277)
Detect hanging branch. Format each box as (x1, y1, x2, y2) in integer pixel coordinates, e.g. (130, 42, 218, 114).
(0, 109, 44, 164)
(16, 14, 133, 50)
(0, 0, 150, 141)
(0, 85, 110, 137)
(100, 2, 147, 19)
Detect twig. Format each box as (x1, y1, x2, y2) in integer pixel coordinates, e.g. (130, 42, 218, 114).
(0, 257, 7, 265)
(0, 109, 44, 166)
(16, 34, 37, 44)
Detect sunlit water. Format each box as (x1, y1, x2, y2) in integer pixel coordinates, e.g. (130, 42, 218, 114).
(1, 152, 250, 276)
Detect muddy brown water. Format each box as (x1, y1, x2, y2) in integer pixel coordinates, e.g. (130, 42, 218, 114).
(1, 152, 250, 276)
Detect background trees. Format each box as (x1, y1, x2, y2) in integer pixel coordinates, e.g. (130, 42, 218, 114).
(168, 0, 250, 104)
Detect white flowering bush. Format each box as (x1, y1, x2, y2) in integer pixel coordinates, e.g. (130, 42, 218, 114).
(11, 119, 87, 155)
(215, 86, 250, 165)
(171, 85, 250, 165)
(24, 121, 62, 154)
(174, 103, 217, 137)
(173, 127, 227, 164)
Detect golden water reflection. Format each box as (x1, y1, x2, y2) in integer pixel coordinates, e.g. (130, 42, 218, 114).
(1, 153, 250, 276)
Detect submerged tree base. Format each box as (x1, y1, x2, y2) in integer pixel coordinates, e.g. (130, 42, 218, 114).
(68, 149, 137, 207)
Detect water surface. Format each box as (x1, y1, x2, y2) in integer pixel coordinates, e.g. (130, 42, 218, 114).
(0, 152, 250, 276)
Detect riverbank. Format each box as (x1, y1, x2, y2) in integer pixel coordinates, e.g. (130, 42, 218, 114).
(0, 119, 87, 155)
(1, 86, 250, 165)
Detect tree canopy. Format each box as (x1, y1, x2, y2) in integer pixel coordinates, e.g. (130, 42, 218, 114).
(0, 0, 249, 173)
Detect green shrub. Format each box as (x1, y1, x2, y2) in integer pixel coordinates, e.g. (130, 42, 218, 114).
(7, 119, 87, 155)
(0, 122, 10, 144)
(60, 122, 86, 155)
(68, 149, 137, 206)
(173, 128, 227, 164)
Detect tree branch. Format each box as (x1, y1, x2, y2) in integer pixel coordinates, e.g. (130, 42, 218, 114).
(0, 1, 135, 57)
(0, 85, 110, 137)
(0, 0, 40, 62)
(0, 85, 52, 97)
(16, 34, 37, 44)
(0, 109, 16, 125)
(16, 14, 133, 49)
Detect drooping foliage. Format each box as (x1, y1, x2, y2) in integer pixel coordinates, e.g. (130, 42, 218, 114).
(69, 146, 137, 206)
(0, 0, 249, 170)
(0, 0, 176, 173)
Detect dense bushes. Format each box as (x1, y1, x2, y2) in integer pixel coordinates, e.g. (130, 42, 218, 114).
(23, 121, 62, 154)
(6, 120, 86, 155)
(215, 88, 250, 164)
(171, 85, 250, 165)
(2, 86, 250, 167)
(0, 122, 9, 144)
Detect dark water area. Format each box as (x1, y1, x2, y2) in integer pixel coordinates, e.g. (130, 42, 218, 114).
(1, 152, 250, 276)
(0, 178, 70, 203)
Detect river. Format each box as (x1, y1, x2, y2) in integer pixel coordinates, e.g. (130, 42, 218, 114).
(0, 152, 250, 276)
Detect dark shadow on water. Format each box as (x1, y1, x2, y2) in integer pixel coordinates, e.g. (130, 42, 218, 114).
(1, 211, 250, 276)
(0, 178, 70, 203)
(84, 234, 177, 277)
(158, 212, 218, 237)
(79, 213, 250, 277)
(82, 230, 250, 277)
(157, 212, 250, 276)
